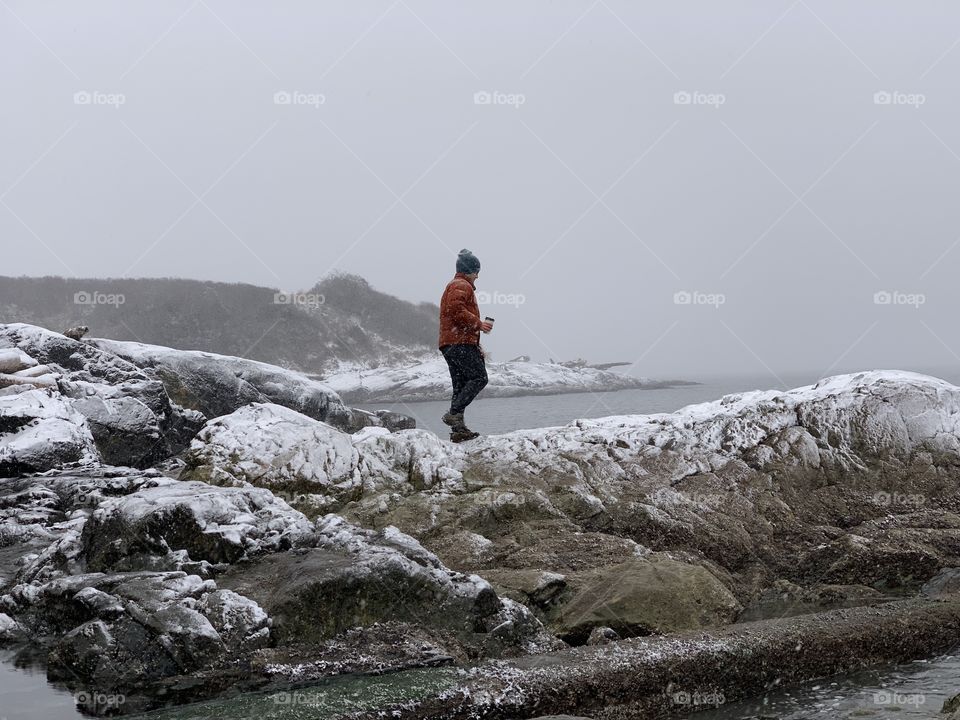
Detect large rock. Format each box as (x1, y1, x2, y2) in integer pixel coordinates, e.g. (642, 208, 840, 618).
(182, 403, 464, 513)
(79, 479, 317, 574)
(921, 567, 960, 598)
(0, 388, 100, 475)
(550, 555, 741, 643)
(40, 571, 238, 682)
(0, 324, 204, 466)
(0, 467, 550, 694)
(217, 515, 556, 658)
(92, 337, 354, 430)
(326, 371, 960, 623)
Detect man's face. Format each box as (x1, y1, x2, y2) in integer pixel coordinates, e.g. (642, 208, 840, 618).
(467, 272, 479, 282)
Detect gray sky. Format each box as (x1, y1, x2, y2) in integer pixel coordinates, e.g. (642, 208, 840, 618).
(3, 1, 960, 382)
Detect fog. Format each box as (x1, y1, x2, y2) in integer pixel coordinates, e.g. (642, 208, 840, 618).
(4, 1, 960, 382)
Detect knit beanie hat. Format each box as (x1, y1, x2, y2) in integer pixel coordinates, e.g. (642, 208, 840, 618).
(456, 248, 481, 274)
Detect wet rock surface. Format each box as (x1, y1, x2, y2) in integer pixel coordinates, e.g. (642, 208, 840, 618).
(361, 597, 960, 720)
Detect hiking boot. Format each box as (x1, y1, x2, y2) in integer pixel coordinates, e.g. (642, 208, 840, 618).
(450, 429, 480, 443)
(442, 411, 465, 429)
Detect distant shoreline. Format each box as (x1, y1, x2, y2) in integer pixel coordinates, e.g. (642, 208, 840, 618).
(339, 379, 702, 404)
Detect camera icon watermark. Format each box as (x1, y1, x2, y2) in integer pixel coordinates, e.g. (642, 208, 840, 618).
(873, 290, 925, 308)
(873, 90, 925, 108)
(274, 291, 325, 307)
(475, 290, 525, 307)
(74, 290, 125, 307)
(674, 90, 726, 108)
(273, 90, 326, 108)
(674, 290, 725, 309)
(473, 90, 526, 108)
(73, 90, 126, 109)
(75, 491, 101, 508)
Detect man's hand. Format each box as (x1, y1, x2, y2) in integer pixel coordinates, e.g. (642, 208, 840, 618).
(480, 321, 494, 333)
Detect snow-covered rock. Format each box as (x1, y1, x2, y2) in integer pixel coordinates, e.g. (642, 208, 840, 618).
(3, 367, 960, 705)
(92, 337, 355, 429)
(0, 388, 100, 474)
(80, 479, 317, 574)
(0, 324, 204, 467)
(182, 403, 465, 512)
(321, 355, 683, 403)
(0, 323, 418, 474)
(327, 370, 960, 624)
(0, 466, 544, 690)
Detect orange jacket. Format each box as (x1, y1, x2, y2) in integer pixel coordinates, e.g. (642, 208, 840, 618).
(439, 273, 482, 347)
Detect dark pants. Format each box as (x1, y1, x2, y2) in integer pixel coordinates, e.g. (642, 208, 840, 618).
(440, 344, 488, 414)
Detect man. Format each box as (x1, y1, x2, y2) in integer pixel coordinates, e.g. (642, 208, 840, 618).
(438, 249, 494, 442)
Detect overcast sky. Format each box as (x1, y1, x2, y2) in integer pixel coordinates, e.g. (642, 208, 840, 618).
(3, 1, 960, 382)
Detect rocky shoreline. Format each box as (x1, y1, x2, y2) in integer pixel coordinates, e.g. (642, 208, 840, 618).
(1, 322, 960, 716)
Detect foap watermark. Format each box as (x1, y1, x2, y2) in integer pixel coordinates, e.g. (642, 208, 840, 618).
(873, 690, 926, 707)
(674, 290, 725, 309)
(670, 689, 727, 707)
(873, 290, 925, 308)
(674, 90, 726, 108)
(274, 90, 326, 108)
(75, 691, 126, 710)
(873, 491, 926, 508)
(874, 90, 925, 108)
(274, 691, 324, 706)
(475, 290, 525, 307)
(492, 492, 526, 510)
(74, 90, 126, 108)
(474, 90, 526, 108)
(651, 487, 724, 508)
(74, 290, 125, 307)
(274, 291, 325, 307)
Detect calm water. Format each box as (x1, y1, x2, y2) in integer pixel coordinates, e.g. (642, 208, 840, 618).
(6, 366, 960, 719)
(0, 649, 81, 720)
